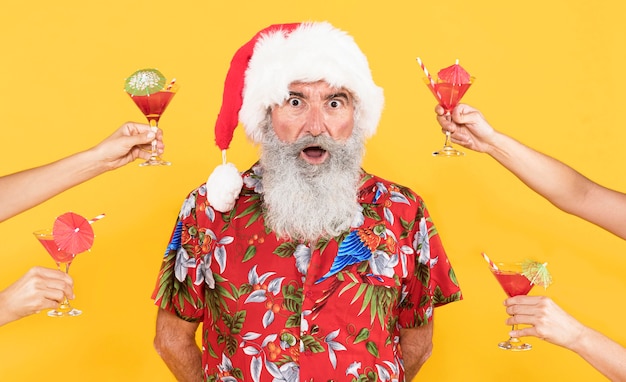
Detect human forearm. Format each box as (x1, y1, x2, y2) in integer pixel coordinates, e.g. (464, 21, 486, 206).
(570, 326, 626, 382)
(155, 338, 203, 382)
(400, 322, 434, 380)
(486, 132, 593, 213)
(154, 309, 203, 382)
(0, 149, 108, 222)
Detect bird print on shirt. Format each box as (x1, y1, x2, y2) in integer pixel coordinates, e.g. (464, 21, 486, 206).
(315, 226, 382, 284)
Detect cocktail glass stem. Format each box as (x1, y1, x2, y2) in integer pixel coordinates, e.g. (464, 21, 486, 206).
(48, 261, 82, 317)
(148, 120, 159, 163)
(498, 324, 531, 351)
(432, 113, 464, 157)
(139, 120, 171, 167)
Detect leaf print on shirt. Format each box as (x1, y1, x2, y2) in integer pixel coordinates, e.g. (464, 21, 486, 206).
(245, 265, 285, 328)
(336, 270, 399, 329)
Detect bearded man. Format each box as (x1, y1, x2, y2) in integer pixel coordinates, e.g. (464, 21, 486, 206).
(152, 22, 462, 382)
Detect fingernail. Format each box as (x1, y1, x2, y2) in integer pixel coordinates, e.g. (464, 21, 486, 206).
(147, 132, 155, 139)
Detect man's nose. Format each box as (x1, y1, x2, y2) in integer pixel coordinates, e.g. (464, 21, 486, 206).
(305, 107, 327, 137)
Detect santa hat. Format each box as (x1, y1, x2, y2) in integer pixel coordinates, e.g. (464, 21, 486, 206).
(206, 21, 384, 212)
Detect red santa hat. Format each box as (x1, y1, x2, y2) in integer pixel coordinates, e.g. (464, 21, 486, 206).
(206, 21, 384, 212)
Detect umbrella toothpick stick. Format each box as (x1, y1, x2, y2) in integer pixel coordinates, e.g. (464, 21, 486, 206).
(88, 214, 106, 225)
(528, 262, 548, 285)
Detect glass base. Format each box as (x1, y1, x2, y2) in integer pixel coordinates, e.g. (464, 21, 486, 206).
(432, 145, 465, 157)
(48, 307, 82, 317)
(139, 156, 171, 167)
(498, 337, 532, 351)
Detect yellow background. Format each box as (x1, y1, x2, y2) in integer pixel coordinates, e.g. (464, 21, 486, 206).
(1, 1, 625, 381)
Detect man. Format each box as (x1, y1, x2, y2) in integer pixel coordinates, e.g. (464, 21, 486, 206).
(152, 22, 461, 381)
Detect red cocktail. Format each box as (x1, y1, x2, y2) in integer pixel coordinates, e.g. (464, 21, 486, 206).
(488, 261, 539, 351)
(129, 91, 176, 123)
(417, 58, 474, 157)
(33, 229, 82, 317)
(491, 270, 534, 297)
(125, 68, 178, 166)
(425, 82, 472, 113)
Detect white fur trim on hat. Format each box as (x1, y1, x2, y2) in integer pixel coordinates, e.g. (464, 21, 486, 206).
(239, 21, 384, 144)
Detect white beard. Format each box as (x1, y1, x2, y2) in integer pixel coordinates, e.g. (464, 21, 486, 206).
(260, 123, 365, 242)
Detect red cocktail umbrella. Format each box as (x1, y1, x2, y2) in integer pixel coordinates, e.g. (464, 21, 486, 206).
(437, 59, 471, 84)
(52, 212, 95, 254)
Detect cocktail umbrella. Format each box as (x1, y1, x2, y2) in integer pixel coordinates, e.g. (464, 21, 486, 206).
(125, 68, 166, 96)
(437, 59, 471, 84)
(52, 212, 95, 254)
(522, 260, 553, 288)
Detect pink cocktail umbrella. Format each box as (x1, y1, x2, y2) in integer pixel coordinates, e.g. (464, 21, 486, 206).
(52, 212, 103, 254)
(437, 59, 471, 84)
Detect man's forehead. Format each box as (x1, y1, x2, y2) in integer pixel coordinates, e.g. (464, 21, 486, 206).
(288, 80, 352, 96)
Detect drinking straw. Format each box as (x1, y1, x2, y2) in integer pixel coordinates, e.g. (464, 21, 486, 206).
(416, 57, 436, 88)
(166, 79, 177, 91)
(481, 252, 499, 271)
(88, 213, 106, 225)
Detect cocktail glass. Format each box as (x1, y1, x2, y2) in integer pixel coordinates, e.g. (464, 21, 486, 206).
(489, 261, 534, 351)
(423, 76, 474, 157)
(128, 78, 178, 166)
(33, 229, 83, 317)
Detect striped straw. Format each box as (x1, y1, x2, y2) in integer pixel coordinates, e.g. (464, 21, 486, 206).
(481, 252, 499, 271)
(416, 57, 436, 88)
(166, 78, 176, 91)
(88, 213, 106, 225)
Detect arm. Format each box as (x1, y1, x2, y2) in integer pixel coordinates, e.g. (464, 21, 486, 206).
(506, 295, 626, 381)
(400, 320, 434, 380)
(154, 308, 203, 382)
(436, 104, 626, 239)
(0, 266, 74, 326)
(0, 122, 164, 222)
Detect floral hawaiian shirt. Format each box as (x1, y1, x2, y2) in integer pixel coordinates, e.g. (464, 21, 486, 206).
(153, 164, 462, 382)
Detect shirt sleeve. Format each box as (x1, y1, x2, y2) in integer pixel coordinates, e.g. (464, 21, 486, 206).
(152, 191, 206, 322)
(397, 196, 462, 328)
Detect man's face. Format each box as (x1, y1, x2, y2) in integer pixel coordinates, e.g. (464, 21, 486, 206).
(270, 81, 355, 165)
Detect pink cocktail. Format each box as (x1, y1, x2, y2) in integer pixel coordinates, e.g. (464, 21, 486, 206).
(489, 262, 535, 351)
(33, 229, 81, 317)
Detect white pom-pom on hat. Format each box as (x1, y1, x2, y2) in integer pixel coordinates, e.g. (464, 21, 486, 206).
(206, 157, 243, 213)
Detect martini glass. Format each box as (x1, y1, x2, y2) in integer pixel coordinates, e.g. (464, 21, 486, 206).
(33, 229, 82, 317)
(423, 77, 474, 157)
(489, 261, 534, 351)
(128, 81, 178, 166)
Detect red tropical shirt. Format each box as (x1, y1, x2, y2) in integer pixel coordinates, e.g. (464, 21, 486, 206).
(153, 164, 462, 382)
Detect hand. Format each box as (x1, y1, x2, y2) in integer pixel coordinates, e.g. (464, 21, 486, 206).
(435, 103, 496, 153)
(0, 266, 74, 326)
(504, 295, 585, 350)
(90, 122, 165, 170)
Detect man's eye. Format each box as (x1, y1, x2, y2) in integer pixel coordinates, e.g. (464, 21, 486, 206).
(289, 98, 301, 107)
(329, 100, 341, 108)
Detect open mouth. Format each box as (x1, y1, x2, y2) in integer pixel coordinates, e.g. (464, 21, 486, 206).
(302, 146, 326, 159)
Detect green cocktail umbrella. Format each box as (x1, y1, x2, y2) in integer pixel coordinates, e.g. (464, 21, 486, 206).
(125, 68, 166, 96)
(522, 260, 553, 289)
